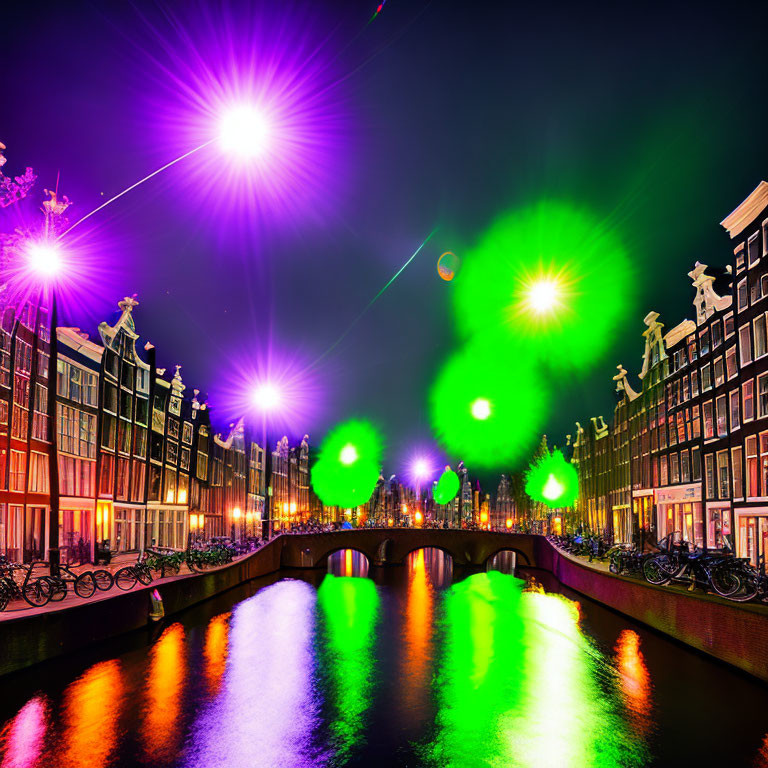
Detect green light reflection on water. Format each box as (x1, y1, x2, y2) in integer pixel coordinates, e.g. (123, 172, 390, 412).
(317, 574, 380, 764)
(422, 572, 647, 768)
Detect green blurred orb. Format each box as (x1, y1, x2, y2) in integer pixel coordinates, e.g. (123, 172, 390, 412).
(525, 449, 578, 508)
(452, 200, 634, 371)
(311, 419, 384, 508)
(428, 339, 550, 470)
(434, 466, 460, 505)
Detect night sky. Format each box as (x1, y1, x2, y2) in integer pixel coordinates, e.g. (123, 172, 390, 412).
(4, 0, 768, 484)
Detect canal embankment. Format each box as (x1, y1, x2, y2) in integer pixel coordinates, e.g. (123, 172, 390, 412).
(534, 537, 768, 683)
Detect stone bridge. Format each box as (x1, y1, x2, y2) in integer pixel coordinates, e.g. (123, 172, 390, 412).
(276, 528, 540, 569)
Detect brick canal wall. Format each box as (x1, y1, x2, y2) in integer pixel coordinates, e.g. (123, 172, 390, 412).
(0, 541, 283, 677)
(533, 537, 768, 684)
(1, 532, 767, 682)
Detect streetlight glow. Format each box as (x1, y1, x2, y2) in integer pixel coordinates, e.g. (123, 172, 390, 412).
(219, 105, 272, 159)
(471, 397, 491, 421)
(26, 241, 63, 280)
(252, 382, 281, 411)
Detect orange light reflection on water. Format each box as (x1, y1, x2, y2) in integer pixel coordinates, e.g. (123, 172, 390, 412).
(204, 613, 230, 696)
(59, 660, 124, 768)
(402, 549, 434, 722)
(615, 629, 652, 736)
(141, 623, 187, 765)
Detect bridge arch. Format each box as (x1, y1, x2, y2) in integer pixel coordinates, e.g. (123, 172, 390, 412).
(483, 546, 530, 568)
(324, 547, 371, 577)
(400, 544, 456, 567)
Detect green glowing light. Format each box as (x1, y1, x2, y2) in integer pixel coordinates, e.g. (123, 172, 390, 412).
(421, 572, 646, 767)
(428, 339, 550, 470)
(525, 449, 578, 508)
(452, 200, 634, 371)
(433, 466, 460, 505)
(339, 443, 359, 465)
(317, 575, 380, 761)
(470, 397, 491, 421)
(312, 419, 383, 508)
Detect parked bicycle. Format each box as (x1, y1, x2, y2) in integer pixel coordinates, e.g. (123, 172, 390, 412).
(0, 560, 52, 610)
(41, 561, 113, 601)
(114, 553, 154, 590)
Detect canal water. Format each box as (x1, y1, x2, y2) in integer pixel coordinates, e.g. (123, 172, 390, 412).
(1, 548, 768, 768)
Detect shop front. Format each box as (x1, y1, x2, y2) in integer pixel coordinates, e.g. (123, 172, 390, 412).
(59, 499, 95, 563)
(632, 490, 655, 548)
(612, 504, 632, 544)
(112, 502, 144, 552)
(734, 506, 768, 567)
(705, 502, 732, 550)
(655, 483, 704, 548)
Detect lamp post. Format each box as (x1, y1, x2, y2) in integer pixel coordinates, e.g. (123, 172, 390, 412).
(252, 382, 280, 540)
(232, 506, 242, 543)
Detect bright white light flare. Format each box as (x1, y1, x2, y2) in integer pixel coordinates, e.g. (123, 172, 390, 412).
(219, 106, 271, 159)
(253, 383, 281, 411)
(339, 443, 358, 465)
(26, 242, 62, 280)
(471, 398, 491, 421)
(526, 279, 560, 314)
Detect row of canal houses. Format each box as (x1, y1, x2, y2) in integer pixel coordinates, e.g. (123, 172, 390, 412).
(570, 181, 768, 567)
(0, 286, 312, 564)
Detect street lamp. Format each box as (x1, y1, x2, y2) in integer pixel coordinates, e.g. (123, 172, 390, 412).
(23, 239, 64, 573)
(411, 457, 431, 524)
(252, 381, 282, 540)
(232, 506, 242, 543)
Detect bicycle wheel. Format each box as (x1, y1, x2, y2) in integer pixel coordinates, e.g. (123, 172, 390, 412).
(728, 572, 760, 602)
(93, 569, 114, 591)
(23, 578, 51, 607)
(609, 555, 620, 575)
(0, 588, 9, 611)
(48, 578, 68, 602)
(115, 567, 138, 590)
(643, 556, 671, 585)
(136, 568, 153, 586)
(710, 566, 742, 597)
(74, 572, 97, 599)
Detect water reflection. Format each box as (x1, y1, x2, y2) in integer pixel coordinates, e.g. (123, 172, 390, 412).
(317, 575, 379, 763)
(487, 549, 517, 574)
(60, 660, 125, 768)
(0, 696, 49, 768)
(3, 549, 768, 767)
(203, 612, 230, 697)
(185, 580, 323, 768)
(400, 550, 439, 728)
(327, 549, 369, 577)
(616, 629, 652, 737)
(141, 624, 186, 766)
(425, 572, 647, 767)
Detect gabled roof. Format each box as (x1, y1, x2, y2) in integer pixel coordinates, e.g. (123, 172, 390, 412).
(720, 181, 768, 239)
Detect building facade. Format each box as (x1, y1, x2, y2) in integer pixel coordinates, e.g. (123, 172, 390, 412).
(568, 181, 768, 565)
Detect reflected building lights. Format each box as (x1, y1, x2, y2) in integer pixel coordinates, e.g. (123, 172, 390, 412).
(60, 660, 125, 768)
(141, 624, 187, 766)
(204, 612, 231, 697)
(401, 549, 435, 728)
(0, 695, 49, 768)
(615, 630, 652, 737)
